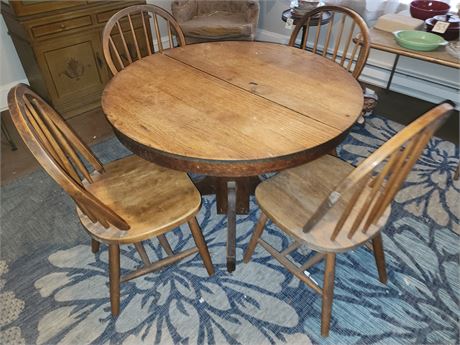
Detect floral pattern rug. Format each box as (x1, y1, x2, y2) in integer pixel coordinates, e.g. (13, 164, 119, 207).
(1, 114, 459, 345)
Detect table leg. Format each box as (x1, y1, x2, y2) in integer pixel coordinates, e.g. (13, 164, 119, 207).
(226, 181, 237, 272)
(194, 176, 260, 214)
(193, 176, 216, 195)
(386, 54, 400, 91)
(193, 176, 261, 272)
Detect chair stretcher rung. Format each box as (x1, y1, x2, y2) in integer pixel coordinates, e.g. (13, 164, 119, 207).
(300, 252, 325, 271)
(258, 239, 322, 294)
(365, 241, 373, 251)
(121, 247, 198, 282)
(280, 241, 302, 256)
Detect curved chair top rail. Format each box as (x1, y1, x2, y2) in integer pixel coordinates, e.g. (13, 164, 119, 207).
(303, 102, 454, 240)
(289, 5, 371, 79)
(102, 4, 186, 75)
(8, 84, 130, 230)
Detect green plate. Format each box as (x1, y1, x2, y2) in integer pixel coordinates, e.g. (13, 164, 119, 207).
(393, 30, 448, 51)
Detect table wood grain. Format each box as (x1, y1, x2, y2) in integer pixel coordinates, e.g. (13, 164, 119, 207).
(102, 41, 363, 176)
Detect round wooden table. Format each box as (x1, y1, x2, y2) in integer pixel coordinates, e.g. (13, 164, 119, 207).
(102, 41, 363, 272)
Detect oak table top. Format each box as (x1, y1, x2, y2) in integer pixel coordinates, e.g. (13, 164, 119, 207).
(102, 41, 364, 272)
(102, 41, 363, 177)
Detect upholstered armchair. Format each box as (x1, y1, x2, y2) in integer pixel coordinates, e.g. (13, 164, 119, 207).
(171, 0, 260, 43)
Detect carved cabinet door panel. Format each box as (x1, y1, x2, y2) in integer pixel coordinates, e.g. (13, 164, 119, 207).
(34, 31, 110, 118)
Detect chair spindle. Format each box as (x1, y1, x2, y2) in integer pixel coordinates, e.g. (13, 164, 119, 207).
(289, 6, 370, 79)
(103, 5, 185, 75)
(323, 12, 335, 57)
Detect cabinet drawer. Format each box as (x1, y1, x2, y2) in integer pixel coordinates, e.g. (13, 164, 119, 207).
(10, 1, 85, 17)
(96, 9, 147, 31)
(31, 16, 93, 38)
(95, 1, 146, 24)
(96, 9, 120, 24)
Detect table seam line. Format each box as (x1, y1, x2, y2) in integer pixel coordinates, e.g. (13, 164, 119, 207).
(162, 53, 347, 132)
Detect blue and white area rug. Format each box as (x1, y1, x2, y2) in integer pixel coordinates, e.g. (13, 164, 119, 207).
(1, 114, 459, 345)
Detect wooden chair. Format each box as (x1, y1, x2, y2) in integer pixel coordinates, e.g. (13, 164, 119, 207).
(288, 5, 371, 79)
(244, 103, 454, 336)
(102, 4, 186, 75)
(8, 84, 214, 316)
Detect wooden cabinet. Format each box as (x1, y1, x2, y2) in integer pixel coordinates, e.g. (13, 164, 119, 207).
(8, 1, 85, 17)
(2, 0, 145, 119)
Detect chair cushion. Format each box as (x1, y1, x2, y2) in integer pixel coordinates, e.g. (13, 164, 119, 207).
(255, 155, 391, 253)
(78, 155, 201, 244)
(180, 12, 252, 39)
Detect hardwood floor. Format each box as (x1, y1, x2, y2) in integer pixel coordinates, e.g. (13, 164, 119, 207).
(1, 86, 458, 185)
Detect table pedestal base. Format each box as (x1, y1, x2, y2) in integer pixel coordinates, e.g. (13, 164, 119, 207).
(194, 176, 261, 272)
(226, 181, 237, 272)
(194, 176, 260, 214)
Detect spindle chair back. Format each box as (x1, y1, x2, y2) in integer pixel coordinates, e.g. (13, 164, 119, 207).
(288, 5, 370, 79)
(102, 4, 186, 75)
(8, 83, 129, 230)
(304, 102, 453, 243)
(244, 102, 454, 336)
(8, 84, 214, 317)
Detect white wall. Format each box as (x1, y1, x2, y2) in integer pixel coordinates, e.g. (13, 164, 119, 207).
(1, 0, 459, 111)
(0, 14, 28, 110)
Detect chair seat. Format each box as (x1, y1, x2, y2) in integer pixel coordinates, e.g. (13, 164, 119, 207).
(180, 12, 252, 39)
(256, 155, 391, 253)
(78, 155, 201, 244)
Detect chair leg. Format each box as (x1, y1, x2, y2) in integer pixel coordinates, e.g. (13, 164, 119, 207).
(108, 244, 120, 316)
(372, 233, 388, 284)
(1, 115, 17, 151)
(321, 253, 336, 337)
(158, 234, 174, 256)
(243, 212, 268, 263)
(188, 217, 214, 276)
(134, 242, 151, 265)
(454, 162, 459, 181)
(91, 239, 100, 253)
(328, 148, 338, 157)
